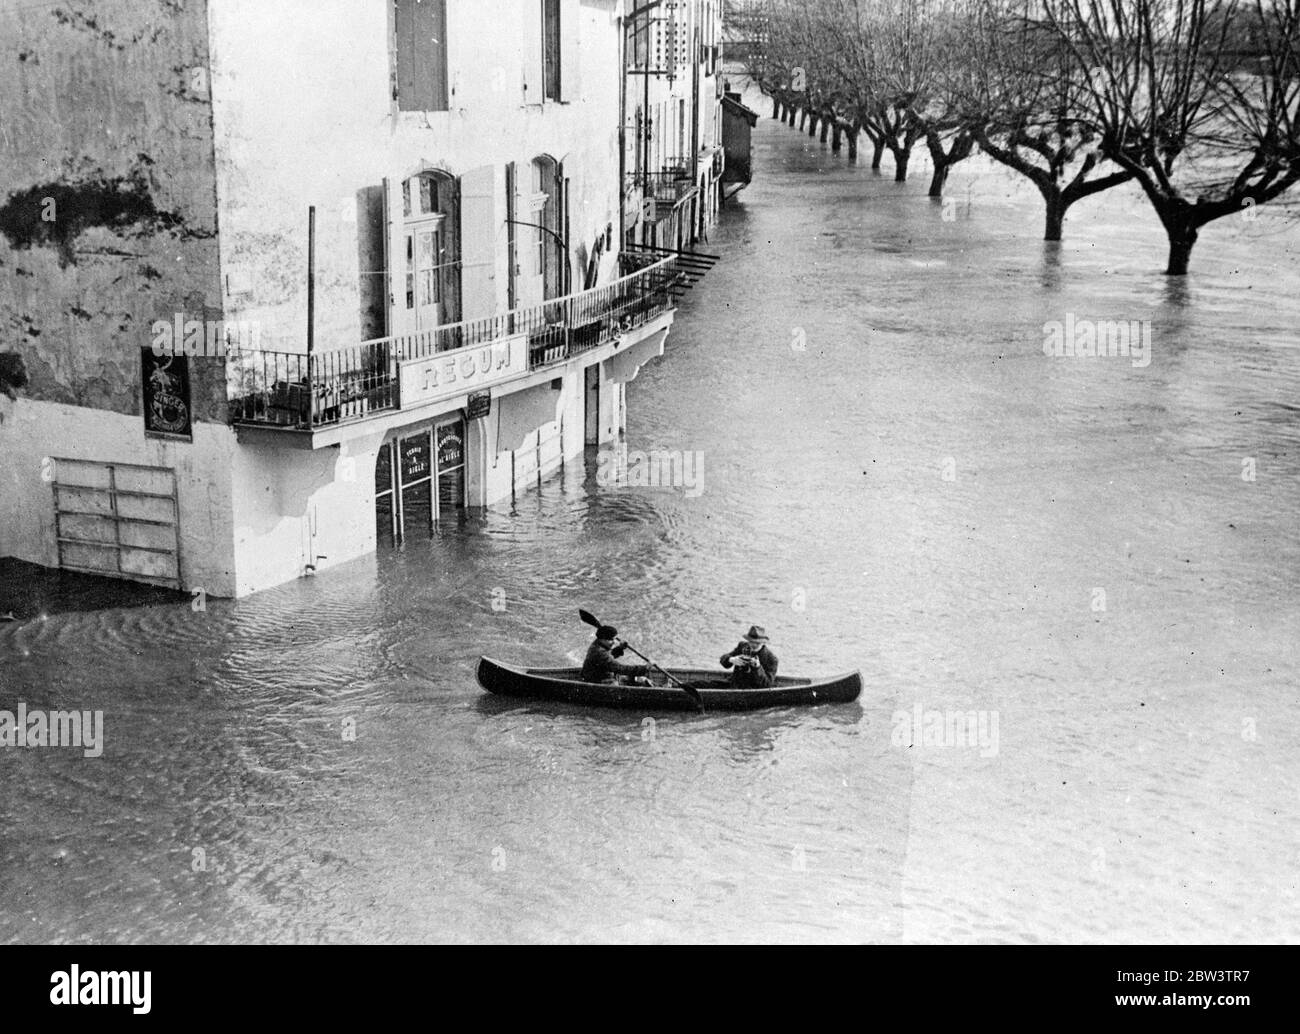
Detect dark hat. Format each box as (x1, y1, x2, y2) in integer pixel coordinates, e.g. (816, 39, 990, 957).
(597, 625, 618, 640)
(744, 625, 769, 643)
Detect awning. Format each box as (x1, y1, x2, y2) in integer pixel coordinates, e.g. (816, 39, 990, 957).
(605, 330, 667, 385)
(493, 381, 561, 453)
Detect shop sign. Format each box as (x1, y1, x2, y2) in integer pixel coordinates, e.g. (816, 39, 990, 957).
(466, 390, 492, 420)
(399, 336, 526, 409)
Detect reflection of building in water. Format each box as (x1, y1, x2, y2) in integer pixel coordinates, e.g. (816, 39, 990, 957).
(0, 1, 737, 596)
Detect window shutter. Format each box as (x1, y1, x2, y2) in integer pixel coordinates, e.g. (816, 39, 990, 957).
(395, 0, 447, 111)
(383, 176, 408, 335)
(560, 0, 580, 102)
(556, 159, 571, 296)
(459, 165, 499, 321)
(521, 0, 542, 105)
(394, 0, 417, 108)
(505, 162, 518, 310)
(428, 0, 449, 111)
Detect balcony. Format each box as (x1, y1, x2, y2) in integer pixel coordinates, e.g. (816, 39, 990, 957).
(229, 251, 682, 436)
(627, 161, 698, 220)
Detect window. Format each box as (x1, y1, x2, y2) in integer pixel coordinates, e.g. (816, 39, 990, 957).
(632, 6, 649, 69)
(394, 0, 449, 112)
(543, 0, 561, 101)
(436, 420, 466, 519)
(400, 171, 460, 327)
(532, 160, 550, 276)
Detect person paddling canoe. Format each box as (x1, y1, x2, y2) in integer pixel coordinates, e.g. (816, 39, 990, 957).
(581, 625, 652, 684)
(719, 625, 779, 688)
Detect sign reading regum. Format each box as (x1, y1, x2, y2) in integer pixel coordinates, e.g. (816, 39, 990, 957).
(399, 335, 527, 409)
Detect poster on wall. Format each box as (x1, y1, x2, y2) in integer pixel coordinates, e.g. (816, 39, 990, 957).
(141, 347, 193, 441)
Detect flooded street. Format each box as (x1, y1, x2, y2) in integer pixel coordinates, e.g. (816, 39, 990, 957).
(3, 86, 1298, 944)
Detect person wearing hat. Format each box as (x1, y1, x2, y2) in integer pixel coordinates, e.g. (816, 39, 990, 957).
(580, 625, 651, 684)
(719, 625, 779, 688)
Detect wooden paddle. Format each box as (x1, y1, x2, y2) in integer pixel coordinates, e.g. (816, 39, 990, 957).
(578, 608, 703, 709)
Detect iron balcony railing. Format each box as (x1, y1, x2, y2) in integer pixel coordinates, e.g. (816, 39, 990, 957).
(230, 252, 682, 431)
(629, 166, 696, 205)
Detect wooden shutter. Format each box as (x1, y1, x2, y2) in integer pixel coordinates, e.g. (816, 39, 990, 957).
(383, 176, 408, 335)
(459, 165, 498, 321)
(521, 0, 542, 104)
(543, 0, 561, 101)
(427, 0, 449, 111)
(394, 0, 447, 111)
(559, 0, 580, 102)
(394, 1, 416, 108)
(556, 159, 570, 296)
(505, 162, 518, 310)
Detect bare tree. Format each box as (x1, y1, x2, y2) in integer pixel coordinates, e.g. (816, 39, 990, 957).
(916, 0, 986, 195)
(871, 0, 948, 181)
(1040, 0, 1300, 273)
(949, 0, 1134, 238)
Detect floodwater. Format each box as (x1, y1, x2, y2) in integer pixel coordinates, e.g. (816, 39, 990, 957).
(3, 84, 1299, 944)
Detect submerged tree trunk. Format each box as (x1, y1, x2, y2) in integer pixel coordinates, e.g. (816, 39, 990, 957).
(871, 138, 885, 170)
(976, 126, 1135, 244)
(819, 115, 831, 144)
(771, 96, 780, 119)
(1163, 219, 1199, 276)
(890, 146, 911, 182)
(1043, 193, 1067, 241)
(924, 129, 974, 198)
(845, 125, 858, 161)
(808, 112, 819, 137)
(799, 108, 808, 131)
(831, 121, 843, 153)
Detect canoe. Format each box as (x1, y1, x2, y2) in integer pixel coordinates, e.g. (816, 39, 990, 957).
(476, 656, 862, 712)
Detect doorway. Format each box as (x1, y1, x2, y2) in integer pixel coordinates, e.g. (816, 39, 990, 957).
(584, 364, 600, 445)
(375, 416, 467, 544)
(401, 171, 461, 332)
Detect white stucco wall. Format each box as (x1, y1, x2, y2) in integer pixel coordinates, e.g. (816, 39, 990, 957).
(0, 397, 237, 596)
(206, 0, 626, 352)
(221, 318, 661, 596)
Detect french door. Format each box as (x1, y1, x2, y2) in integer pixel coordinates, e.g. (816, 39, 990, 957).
(406, 218, 447, 330)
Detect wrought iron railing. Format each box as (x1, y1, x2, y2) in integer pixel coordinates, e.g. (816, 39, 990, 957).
(632, 168, 697, 204)
(230, 253, 682, 431)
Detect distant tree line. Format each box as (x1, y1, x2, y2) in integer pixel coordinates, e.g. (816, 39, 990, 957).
(746, 0, 1300, 273)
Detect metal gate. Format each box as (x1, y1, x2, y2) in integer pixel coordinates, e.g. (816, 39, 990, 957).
(52, 458, 181, 588)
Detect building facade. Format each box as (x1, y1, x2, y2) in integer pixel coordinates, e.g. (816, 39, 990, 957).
(0, 0, 726, 598)
(622, 0, 727, 253)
